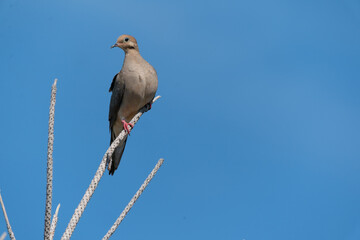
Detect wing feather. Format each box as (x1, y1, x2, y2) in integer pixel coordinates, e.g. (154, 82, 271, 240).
(108, 73, 125, 132)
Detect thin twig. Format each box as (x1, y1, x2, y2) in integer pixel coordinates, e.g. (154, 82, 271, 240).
(102, 158, 164, 240)
(0, 192, 16, 240)
(44, 79, 58, 240)
(60, 96, 161, 240)
(49, 204, 60, 240)
(0, 232, 6, 240)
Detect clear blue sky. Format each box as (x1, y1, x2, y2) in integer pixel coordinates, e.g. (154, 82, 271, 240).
(1, 0, 360, 239)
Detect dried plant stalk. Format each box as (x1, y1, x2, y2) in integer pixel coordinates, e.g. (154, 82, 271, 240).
(102, 158, 164, 240)
(44, 79, 57, 240)
(49, 204, 60, 240)
(0, 193, 16, 240)
(60, 96, 161, 240)
(0, 232, 6, 240)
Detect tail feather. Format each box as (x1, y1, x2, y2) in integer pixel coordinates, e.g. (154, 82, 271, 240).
(108, 135, 128, 175)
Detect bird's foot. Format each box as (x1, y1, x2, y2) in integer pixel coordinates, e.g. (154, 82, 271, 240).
(122, 120, 134, 135)
(144, 102, 152, 112)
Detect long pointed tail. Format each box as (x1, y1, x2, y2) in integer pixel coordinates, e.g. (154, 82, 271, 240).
(108, 136, 128, 175)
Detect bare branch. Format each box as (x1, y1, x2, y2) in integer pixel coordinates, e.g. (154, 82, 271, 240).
(44, 79, 58, 240)
(60, 96, 161, 240)
(102, 158, 164, 240)
(0, 192, 16, 240)
(49, 204, 60, 240)
(0, 232, 6, 240)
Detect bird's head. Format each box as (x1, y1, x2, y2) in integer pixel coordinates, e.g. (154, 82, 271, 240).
(111, 35, 139, 52)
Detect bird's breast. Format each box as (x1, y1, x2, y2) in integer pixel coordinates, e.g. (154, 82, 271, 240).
(117, 72, 146, 121)
(117, 58, 158, 122)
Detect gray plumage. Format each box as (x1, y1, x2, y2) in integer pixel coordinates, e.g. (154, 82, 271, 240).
(108, 34, 158, 175)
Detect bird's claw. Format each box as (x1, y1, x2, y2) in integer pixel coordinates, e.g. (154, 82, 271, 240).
(121, 120, 134, 135)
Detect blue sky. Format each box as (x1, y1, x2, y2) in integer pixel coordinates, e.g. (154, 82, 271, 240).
(1, 0, 360, 239)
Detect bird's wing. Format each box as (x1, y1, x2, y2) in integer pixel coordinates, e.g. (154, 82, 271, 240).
(109, 73, 118, 92)
(109, 73, 125, 132)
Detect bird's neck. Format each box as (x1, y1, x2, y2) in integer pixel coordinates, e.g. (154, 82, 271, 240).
(123, 50, 142, 68)
(125, 48, 140, 56)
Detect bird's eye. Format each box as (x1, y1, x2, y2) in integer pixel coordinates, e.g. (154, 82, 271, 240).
(124, 37, 129, 42)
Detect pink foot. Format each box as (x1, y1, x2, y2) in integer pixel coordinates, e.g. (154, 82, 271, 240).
(121, 120, 134, 135)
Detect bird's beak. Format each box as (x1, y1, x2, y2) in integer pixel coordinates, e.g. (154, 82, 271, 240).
(110, 43, 118, 49)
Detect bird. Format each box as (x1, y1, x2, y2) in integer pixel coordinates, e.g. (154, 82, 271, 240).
(108, 34, 158, 175)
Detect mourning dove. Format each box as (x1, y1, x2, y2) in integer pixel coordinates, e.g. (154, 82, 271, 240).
(108, 34, 158, 175)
